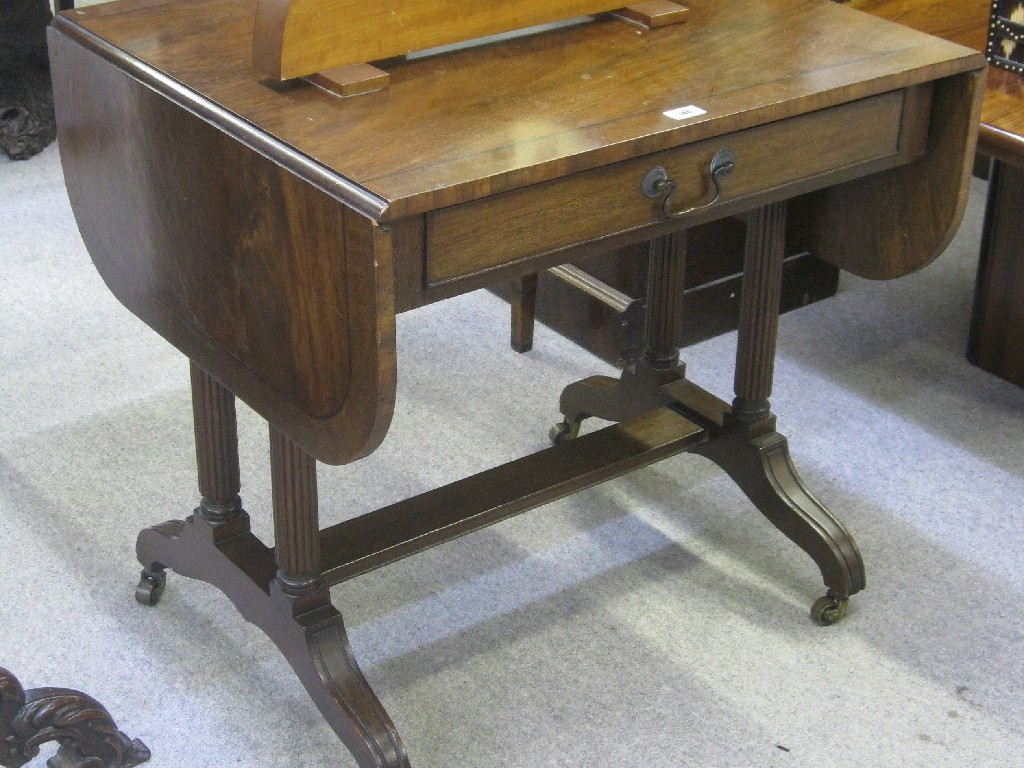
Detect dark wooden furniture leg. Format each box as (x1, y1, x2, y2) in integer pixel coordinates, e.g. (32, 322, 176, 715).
(135, 362, 249, 605)
(968, 158, 1024, 386)
(503, 258, 649, 366)
(692, 202, 864, 624)
(550, 230, 688, 441)
(1, 666, 150, 768)
(551, 205, 865, 623)
(510, 273, 538, 353)
(267, 429, 410, 768)
(134, 364, 410, 768)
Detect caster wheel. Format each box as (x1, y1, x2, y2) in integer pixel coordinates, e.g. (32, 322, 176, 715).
(549, 419, 581, 445)
(810, 592, 849, 626)
(136, 568, 167, 606)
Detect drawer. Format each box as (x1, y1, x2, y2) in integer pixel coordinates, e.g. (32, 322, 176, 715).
(425, 85, 932, 285)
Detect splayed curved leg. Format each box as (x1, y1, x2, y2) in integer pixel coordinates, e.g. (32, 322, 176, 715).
(712, 201, 863, 621)
(287, 600, 410, 768)
(134, 364, 410, 767)
(694, 422, 865, 608)
(552, 367, 682, 442)
(551, 203, 865, 622)
(267, 426, 411, 768)
(134, 514, 410, 767)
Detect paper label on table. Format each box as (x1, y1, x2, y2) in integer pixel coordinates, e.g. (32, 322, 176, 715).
(663, 105, 707, 121)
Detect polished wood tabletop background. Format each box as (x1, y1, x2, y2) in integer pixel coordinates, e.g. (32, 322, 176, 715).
(849, 0, 1024, 387)
(850, 0, 1024, 163)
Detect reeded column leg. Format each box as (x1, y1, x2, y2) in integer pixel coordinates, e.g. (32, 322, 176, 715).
(694, 202, 865, 624)
(643, 229, 687, 372)
(732, 202, 786, 425)
(267, 428, 411, 768)
(134, 371, 411, 767)
(136, 363, 251, 605)
(552, 230, 688, 441)
(270, 426, 321, 598)
(191, 361, 246, 526)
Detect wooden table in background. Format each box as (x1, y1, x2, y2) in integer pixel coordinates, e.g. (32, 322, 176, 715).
(48, 2, 984, 765)
(852, 0, 1024, 386)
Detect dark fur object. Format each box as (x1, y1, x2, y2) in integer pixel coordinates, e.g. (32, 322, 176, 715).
(0, 0, 57, 160)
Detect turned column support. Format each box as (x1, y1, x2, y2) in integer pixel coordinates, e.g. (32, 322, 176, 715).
(190, 361, 244, 524)
(551, 229, 689, 435)
(643, 229, 687, 372)
(137, 363, 251, 603)
(270, 426, 322, 597)
(733, 201, 787, 424)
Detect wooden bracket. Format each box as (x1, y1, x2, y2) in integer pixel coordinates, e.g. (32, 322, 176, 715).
(256, 0, 691, 85)
(287, 1, 687, 99)
(255, 0, 629, 81)
(613, 1, 690, 29)
(306, 63, 390, 98)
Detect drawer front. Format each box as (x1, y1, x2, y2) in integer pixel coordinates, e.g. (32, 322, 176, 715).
(425, 85, 931, 285)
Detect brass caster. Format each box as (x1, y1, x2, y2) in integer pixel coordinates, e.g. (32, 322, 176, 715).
(549, 419, 581, 445)
(135, 567, 167, 607)
(810, 591, 849, 626)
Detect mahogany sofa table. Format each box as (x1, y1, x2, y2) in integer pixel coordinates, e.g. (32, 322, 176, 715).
(49, 1, 983, 766)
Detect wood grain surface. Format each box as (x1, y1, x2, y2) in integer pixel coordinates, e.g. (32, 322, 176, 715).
(849, 0, 1024, 163)
(44, 8, 991, 760)
(425, 88, 927, 284)
(49, 0, 986, 461)
(254, 0, 631, 79)
(848, 0, 989, 49)
(788, 70, 984, 279)
(55, 0, 982, 220)
(50, 28, 397, 465)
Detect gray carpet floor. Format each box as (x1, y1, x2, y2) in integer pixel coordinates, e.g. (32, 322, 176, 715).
(2, 138, 1023, 767)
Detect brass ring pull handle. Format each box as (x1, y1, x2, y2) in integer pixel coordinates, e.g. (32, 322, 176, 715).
(641, 149, 737, 219)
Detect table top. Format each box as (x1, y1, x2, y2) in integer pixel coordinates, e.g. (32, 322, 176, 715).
(57, 0, 981, 221)
(50, 0, 987, 464)
(850, 0, 1024, 165)
(848, 0, 989, 50)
